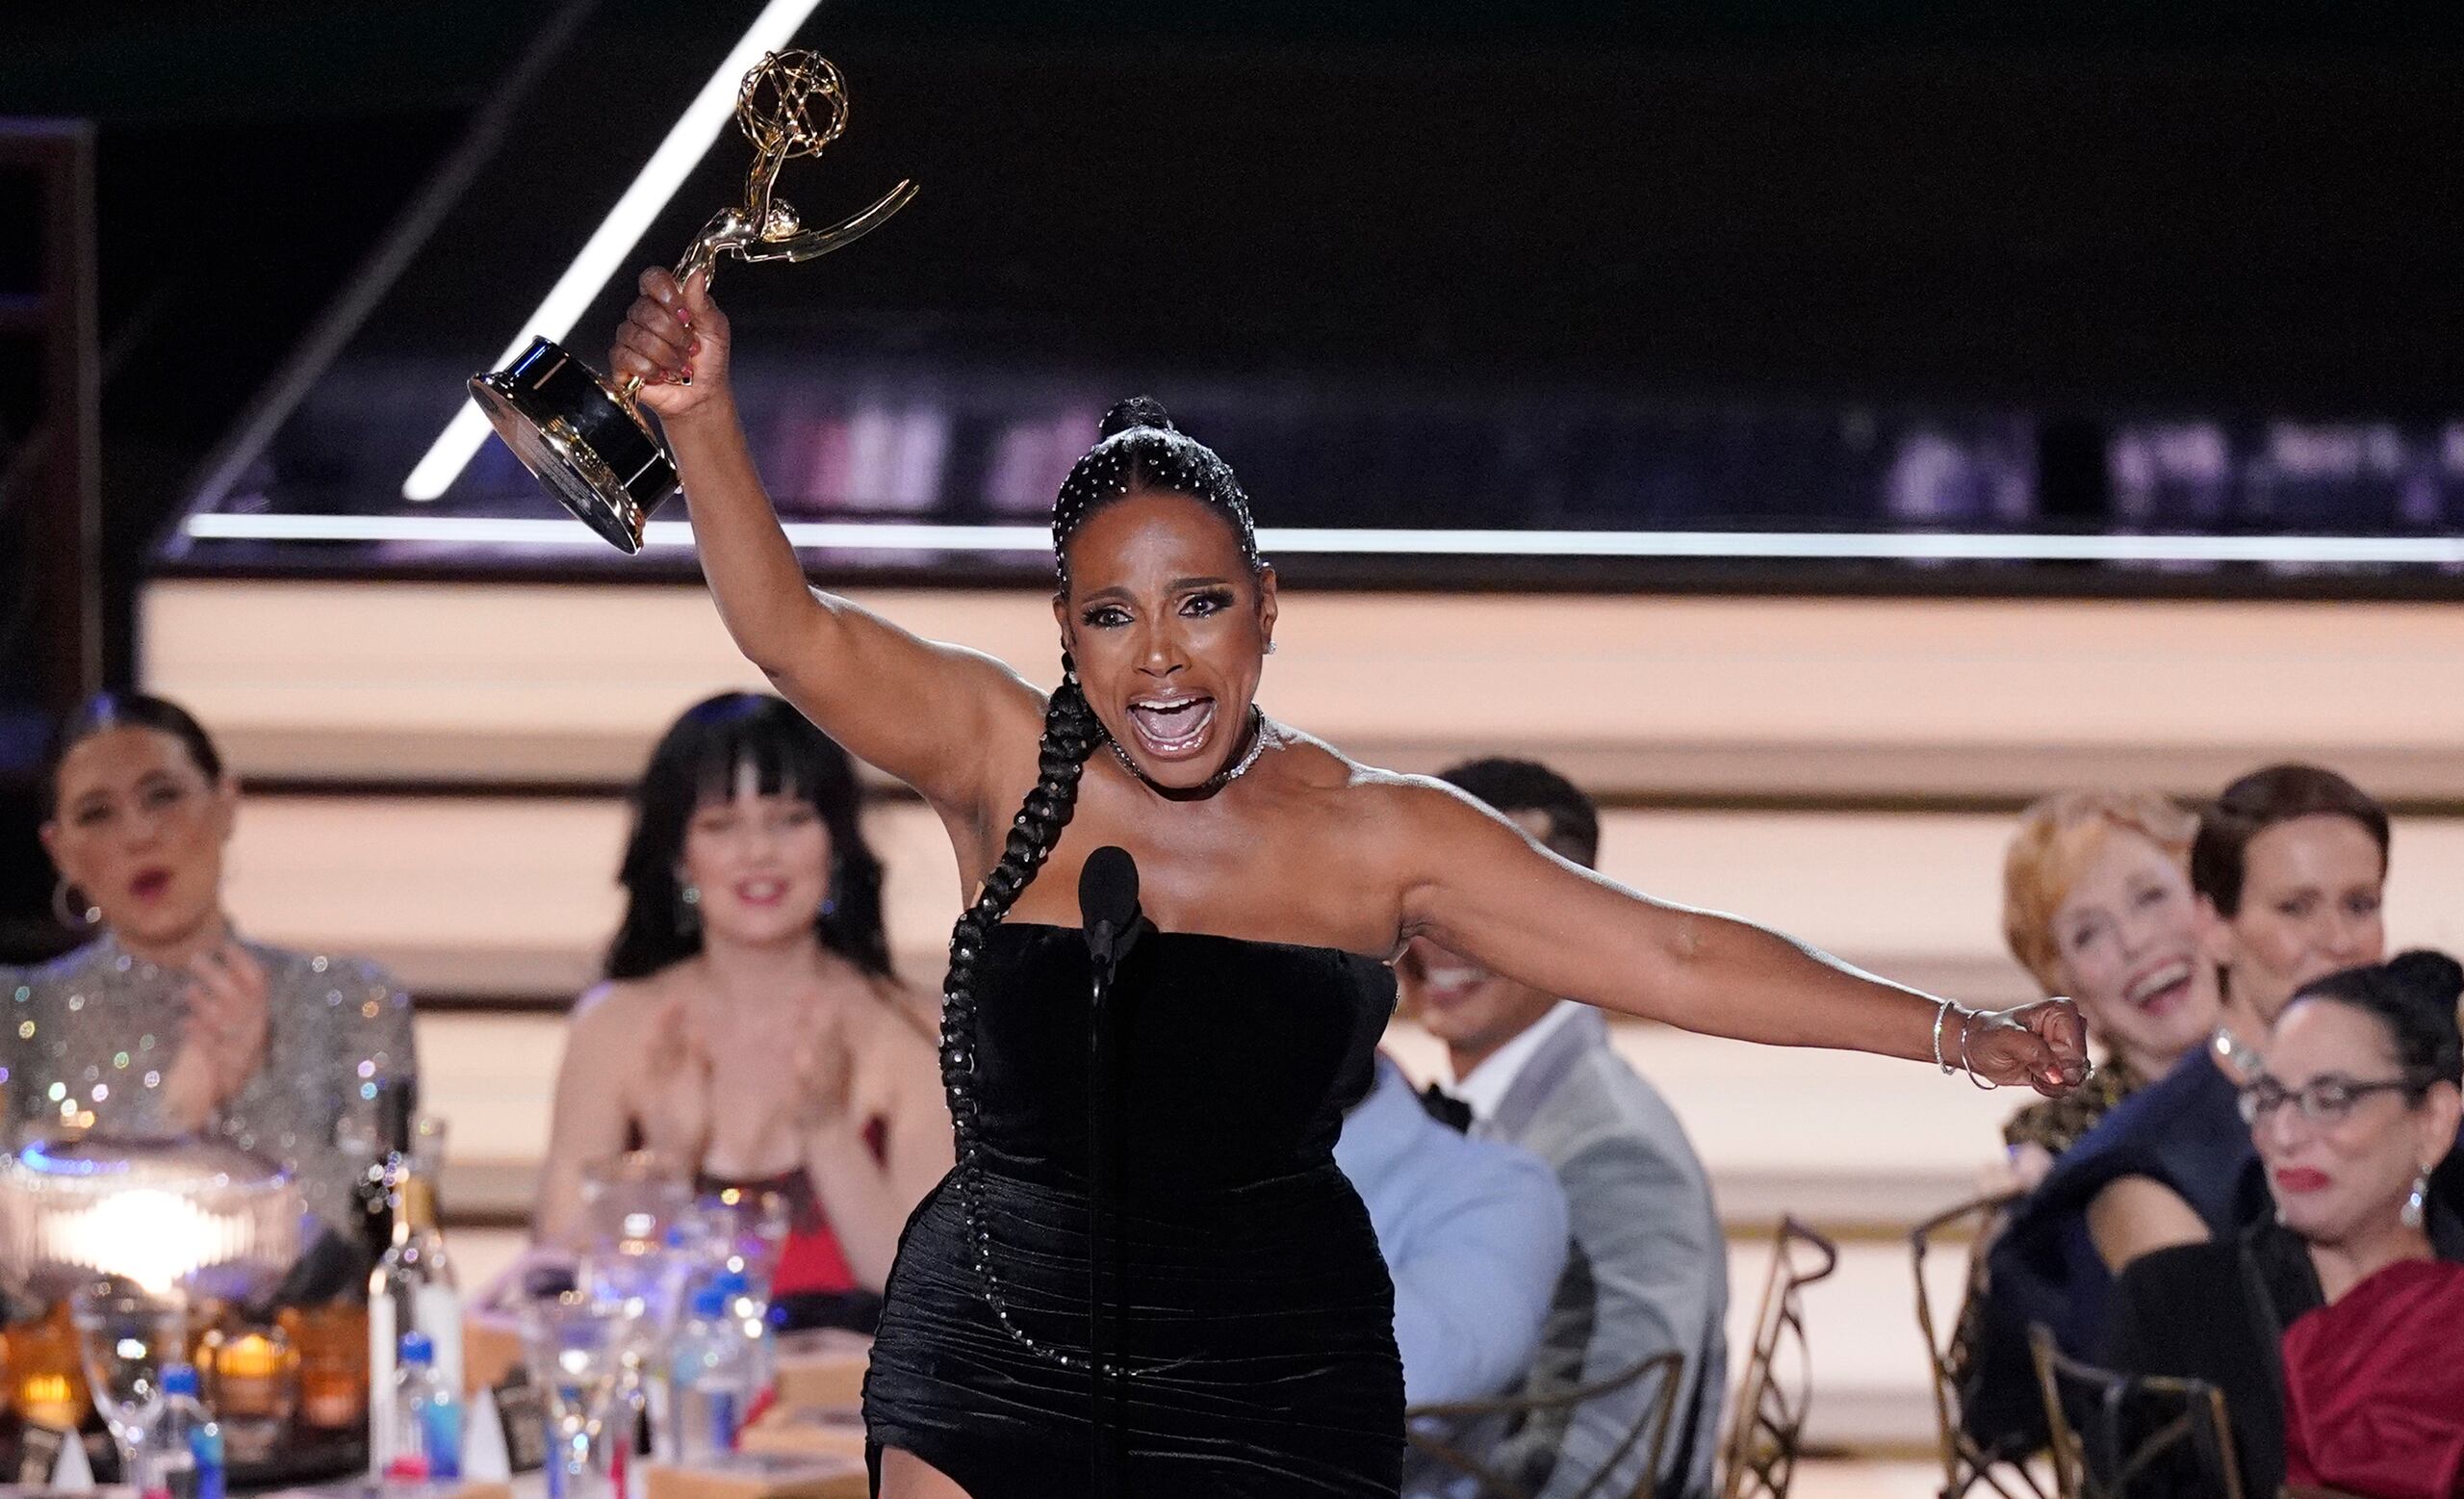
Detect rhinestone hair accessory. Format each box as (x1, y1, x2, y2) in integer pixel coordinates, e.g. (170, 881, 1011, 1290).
(1051, 398, 1262, 592)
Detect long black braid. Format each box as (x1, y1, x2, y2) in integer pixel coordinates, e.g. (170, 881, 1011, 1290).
(934, 395, 1264, 1371)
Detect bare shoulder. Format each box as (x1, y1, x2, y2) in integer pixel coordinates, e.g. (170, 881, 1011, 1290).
(1266, 732, 1530, 892)
(567, 974, 673, 1043)
(1289, 740, 1520, 853)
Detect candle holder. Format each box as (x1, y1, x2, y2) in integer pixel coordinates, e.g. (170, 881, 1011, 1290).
(281, 1302, 370, 1433)
(199, 1320, 299, 1462)
(1, 1301, 93, 1431)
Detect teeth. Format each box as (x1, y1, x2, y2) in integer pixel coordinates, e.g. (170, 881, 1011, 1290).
(1129, 696, 1216, 752)
(2128, 960, 2193, 1004)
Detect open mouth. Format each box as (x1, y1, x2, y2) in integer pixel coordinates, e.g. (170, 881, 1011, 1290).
(1127, 694, 1219, 761)
(128, 867, 172, 902)
(732, 877, 788, 908)
(2124, 958, 2194, 1016)
(1409, 950, 1491, 1003)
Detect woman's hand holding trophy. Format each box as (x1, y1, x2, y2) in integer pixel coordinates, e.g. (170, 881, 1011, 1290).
(466, 48, 911, 552)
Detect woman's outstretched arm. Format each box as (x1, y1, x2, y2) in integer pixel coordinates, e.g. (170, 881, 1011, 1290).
(1383, 779, 2087, 1094)
(613, 268, 1040, 812)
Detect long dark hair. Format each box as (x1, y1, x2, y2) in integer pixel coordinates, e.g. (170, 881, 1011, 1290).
(605, 694, 891, 980)
(935, 396, 1259, 1370)
(40, 692, 225, 820)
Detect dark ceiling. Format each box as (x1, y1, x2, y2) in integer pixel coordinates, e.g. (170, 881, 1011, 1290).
(7, 2, 2464, 673)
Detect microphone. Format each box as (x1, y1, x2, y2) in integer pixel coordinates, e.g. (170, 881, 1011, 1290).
(1079, 845, 1142, 972)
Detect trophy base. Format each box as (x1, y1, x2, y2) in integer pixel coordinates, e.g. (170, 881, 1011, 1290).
(469, 337, 678, 554)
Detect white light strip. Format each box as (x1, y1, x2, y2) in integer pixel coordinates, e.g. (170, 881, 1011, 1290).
(183, 512, 2464, 565)
(399, 0, 828, 503)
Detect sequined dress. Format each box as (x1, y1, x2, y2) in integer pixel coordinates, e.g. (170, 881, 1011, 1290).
(1, 933, 418, 1228)
(862, 922, 1405, 1497)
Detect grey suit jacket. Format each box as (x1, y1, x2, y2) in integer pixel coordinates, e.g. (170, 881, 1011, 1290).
(1477, 1007, 1728, 1499)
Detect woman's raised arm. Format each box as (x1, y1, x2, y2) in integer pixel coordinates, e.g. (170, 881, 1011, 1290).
(613, 268, 1040, 811)
(1383, 780, 2088, 1094)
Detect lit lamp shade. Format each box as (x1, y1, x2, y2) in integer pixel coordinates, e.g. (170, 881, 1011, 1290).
(0, 1135, 304, 1304)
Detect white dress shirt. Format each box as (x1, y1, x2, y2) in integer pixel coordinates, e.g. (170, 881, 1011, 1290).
(1450, 999, 1584, 1125)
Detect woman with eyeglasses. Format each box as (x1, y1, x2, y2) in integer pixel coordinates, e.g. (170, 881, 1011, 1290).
(2101, 950, 2464, 1496)
(4, 693, 418, 1245)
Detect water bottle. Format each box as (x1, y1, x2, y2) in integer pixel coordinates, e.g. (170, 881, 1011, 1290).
(137, 1365, 224, 1499)
(666, 1279, 757, 1462)
(719, 1269, 776, 1393)
(384, 1331, 464, 1481)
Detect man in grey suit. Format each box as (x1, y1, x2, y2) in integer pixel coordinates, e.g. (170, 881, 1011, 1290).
(1403, 759, 1729, 1499)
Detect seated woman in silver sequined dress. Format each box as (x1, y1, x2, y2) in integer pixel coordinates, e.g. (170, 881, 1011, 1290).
(4, 692, 418, 1237)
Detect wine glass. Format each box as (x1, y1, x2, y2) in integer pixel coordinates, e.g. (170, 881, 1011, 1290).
(578, 1151, 695, 1456)
(521, 1289, 636, 1499)
(69, 1278, 186, 1481)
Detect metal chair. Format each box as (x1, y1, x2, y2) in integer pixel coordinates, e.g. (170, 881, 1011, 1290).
(1716, 1217, 1839, 1499)
(1402, 1348, 1685, 1499)
(2026, 1325, 2246, 1499)
(1911, 1193, 2049, 1499)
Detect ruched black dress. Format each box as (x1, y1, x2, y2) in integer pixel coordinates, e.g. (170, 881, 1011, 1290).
(863, 922, 1405, 1497)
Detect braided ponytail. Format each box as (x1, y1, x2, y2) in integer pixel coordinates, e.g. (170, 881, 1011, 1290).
(935, 657, 1107, 1365)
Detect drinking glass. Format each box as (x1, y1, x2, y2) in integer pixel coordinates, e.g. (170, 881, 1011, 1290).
(69, 1278, 187, 1479)
(521, 1289, 637, 1499)
(693, 1185, 791, 1299)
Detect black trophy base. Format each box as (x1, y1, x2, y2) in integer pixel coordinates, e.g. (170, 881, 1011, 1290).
(470, 336, 679, 554)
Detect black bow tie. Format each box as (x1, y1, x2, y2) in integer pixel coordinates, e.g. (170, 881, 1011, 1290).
(1418, 1082, 1474, 1133)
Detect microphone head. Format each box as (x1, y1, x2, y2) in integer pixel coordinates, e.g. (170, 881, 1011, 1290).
(1079, 845, 1142, 933)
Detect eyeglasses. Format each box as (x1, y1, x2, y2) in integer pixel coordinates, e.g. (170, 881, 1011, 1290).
(2237, 1073, 2423, 1126)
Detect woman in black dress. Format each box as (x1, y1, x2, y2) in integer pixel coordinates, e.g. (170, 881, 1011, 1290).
(606, 268, 2086, 1499)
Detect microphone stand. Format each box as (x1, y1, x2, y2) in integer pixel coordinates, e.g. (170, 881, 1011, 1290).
(1086, 916, 1127, 1499)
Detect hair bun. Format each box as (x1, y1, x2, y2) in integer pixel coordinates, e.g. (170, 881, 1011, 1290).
(1099, 396, 1176, 439)
(2386, 949, 2464, 1010)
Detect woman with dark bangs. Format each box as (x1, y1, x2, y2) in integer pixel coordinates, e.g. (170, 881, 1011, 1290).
(532, 693, 949, 1321)
(605, 271, 2085, 1499)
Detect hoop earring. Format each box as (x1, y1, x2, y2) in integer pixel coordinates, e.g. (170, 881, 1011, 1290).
(51, 879, 99, 933)
(2403, 1166, 2431, 1229)
(675, 883, 702, 938)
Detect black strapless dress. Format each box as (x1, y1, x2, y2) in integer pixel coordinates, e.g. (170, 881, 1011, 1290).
(863, 922, 1405, 1497)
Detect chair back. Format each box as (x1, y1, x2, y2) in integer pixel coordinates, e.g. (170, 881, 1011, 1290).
(1911, 1193, 2048, 1499)
(1404, 1347, 1687, 1499)
(2026, 1325, 2245, 1499)
(1716, 1217, 1839, 1499)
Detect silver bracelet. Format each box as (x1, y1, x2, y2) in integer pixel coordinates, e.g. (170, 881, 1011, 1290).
(1956, 1008, 2000, 1091)
(1932, 998, 1957, 1075)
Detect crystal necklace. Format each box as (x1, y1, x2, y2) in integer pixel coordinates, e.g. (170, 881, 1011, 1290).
(1108, 706, 1270, 795)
